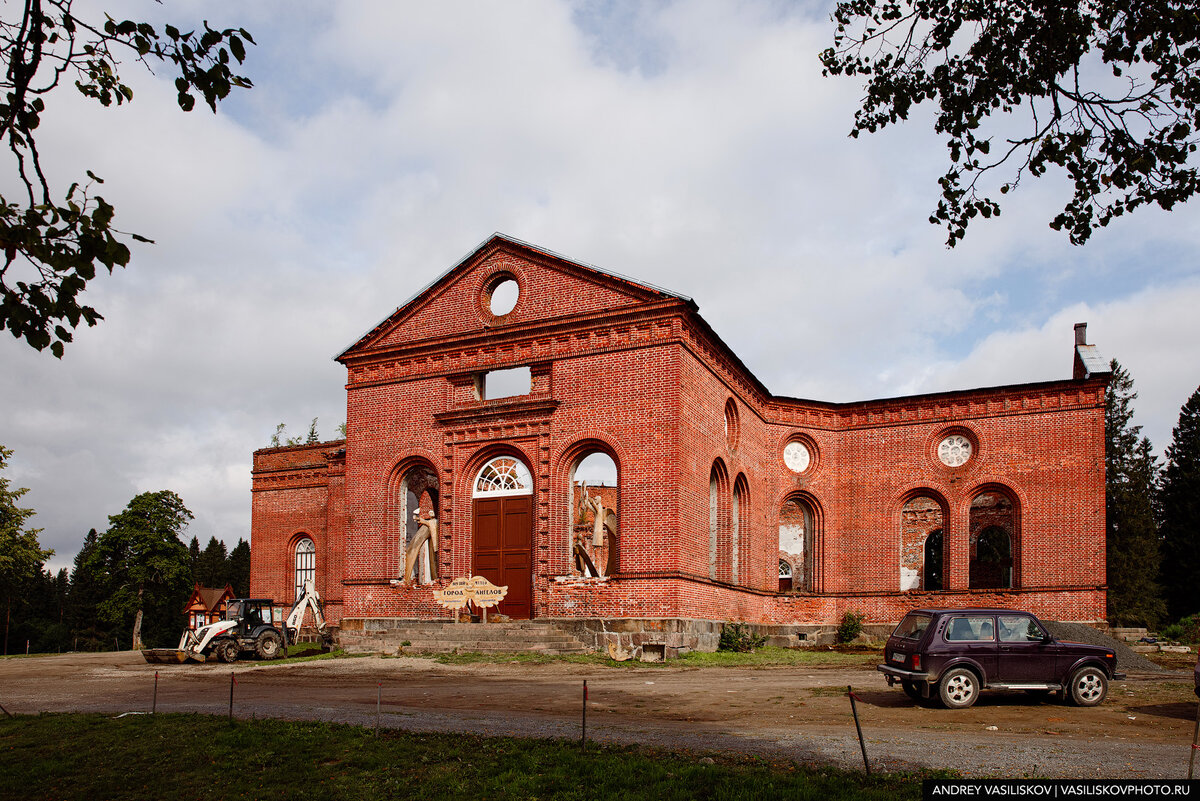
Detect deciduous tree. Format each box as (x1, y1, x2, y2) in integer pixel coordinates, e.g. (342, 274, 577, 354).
(89, 490, 192, 649)
(0, 3, 253, 356)
(1160, 383, 1200, 619)
(821, 0, 1200, 246)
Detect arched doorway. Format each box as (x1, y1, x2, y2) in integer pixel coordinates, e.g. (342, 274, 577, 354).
(473, 455, 534, 619)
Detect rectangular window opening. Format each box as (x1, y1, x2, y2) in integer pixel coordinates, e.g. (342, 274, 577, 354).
(480, 367, 531, 400)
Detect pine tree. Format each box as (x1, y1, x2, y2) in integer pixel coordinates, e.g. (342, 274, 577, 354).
(227, 539, 251, 597)
(195, 537, 228, 588)
(0, 445, 53, 655)
(1160, 383, 1200, 620)
(1104, 361, 1166, 626)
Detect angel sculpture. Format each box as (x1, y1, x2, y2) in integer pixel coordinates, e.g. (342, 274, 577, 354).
(402, 510, 439, 585)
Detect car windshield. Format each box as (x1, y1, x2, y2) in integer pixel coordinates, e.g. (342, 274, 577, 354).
(892, 613, 932, 640)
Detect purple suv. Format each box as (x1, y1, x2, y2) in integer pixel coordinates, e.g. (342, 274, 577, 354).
(877, 608, 1124, 708)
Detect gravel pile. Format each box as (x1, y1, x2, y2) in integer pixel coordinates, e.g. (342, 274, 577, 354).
(1044, 620, 1162, 673)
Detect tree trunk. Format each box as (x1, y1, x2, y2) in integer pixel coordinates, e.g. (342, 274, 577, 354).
(132, 583, 144, 651)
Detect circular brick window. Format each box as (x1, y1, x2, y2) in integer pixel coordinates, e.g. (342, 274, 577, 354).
(783, 441, 811, 473)
(487, 277, 519, 316)
(937, 434, 973, 467)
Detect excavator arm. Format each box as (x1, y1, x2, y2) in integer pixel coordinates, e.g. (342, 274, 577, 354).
(284, 578, 333, 649)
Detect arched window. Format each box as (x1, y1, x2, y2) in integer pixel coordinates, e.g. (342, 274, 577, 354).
(900, 494, 945, 591)
(474, 456, 533, 497)
(778, 497, 815, 592)
(393, 462, 439, 585)
(709, 461, 729, 581)
(924, 530, 944, 591)
(732, 474, 749, 585)
(569, 449, 619, 577)
(778, 560, 793, 592)
(294, 537, 315, 601)
(970, 490, 1016, 588)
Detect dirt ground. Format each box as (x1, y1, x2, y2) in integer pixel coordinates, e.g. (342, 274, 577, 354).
(1, 651, 1197, 779)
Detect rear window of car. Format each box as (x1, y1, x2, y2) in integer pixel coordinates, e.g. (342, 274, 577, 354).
(945, 616, 996, 642)
(892, 613, 932, 641)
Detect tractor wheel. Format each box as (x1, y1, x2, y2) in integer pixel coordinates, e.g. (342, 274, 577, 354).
(216, 639, 240, 664)
(256, 630, 282, 660)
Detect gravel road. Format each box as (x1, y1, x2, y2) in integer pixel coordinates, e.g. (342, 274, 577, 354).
(2, 651, 1195, 779)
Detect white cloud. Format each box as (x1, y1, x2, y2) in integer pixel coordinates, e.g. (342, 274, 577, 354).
(1, 0, 1198, 574)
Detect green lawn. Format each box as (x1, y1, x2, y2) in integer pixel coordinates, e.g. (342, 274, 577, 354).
(431, 645, 880, 668)
(0, 713, 943, 800)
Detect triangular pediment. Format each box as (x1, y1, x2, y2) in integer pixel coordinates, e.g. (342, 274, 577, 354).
(338, 234, 689, 361)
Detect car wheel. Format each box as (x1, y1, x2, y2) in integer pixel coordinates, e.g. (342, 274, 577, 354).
(938, 668, 979, 709)
(216, 639, 240, 664)
(1068, 666, 1108, 706)
(255, 631, 282, 660)
(902, 681, 924, 702)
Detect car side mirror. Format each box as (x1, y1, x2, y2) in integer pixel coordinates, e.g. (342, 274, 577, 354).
(1040, 635, 1054, 644)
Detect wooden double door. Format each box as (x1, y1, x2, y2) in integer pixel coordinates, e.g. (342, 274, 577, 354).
(472, 494, 532, 619)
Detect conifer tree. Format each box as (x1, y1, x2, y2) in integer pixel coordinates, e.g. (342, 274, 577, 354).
(1160, 384, 1200, 619)
(0, 445, 53, 655)
(227, 539, 251, 597)
(1104, 362, 1166, 626)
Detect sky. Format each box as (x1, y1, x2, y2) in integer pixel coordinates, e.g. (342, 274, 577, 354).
(3, 1, 1198, 574)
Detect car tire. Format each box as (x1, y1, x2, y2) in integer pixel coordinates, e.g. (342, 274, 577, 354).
(216, 639, 240, 664)
(1068, 666, 1108, 706)
(255, 631, 282, 660)
(902, 681, 924, 702)
(938, 668, 980, 709)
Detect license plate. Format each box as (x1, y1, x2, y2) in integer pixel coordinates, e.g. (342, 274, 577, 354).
(890, 652, 906, 664)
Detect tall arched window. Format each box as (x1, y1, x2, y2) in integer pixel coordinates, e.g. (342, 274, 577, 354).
(294, 537, 315, 601)
(970, 490, 1016, 588)
(900, 494, 946, 591)
(732, 474, 749, 585)
(778, 497, 815, 592)
(393, 462, 439, 585)
(709, 460, 729, 581)
(568, 449, 619, 577)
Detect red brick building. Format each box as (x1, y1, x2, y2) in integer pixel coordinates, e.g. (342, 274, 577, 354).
(250, 234, 1110, 652)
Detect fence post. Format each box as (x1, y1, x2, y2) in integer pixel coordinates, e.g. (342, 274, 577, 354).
(847, 685, 870, 775)
(152, 671, 158, 714)
(228, 672, 236, 722)
(581, 680, 588, 750)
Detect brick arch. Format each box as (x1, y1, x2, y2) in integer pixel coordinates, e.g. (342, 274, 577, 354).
(288, 532, 317, 603)
(777, 490, 823, 594)
(386, 455, 441, 584)
(556, 437, 622, 577)
(732, 473, 750, 586)
(709, 459, 731, 581)
(895, 488, 950, 592)
(460, 444, 538, 619)
(965, 482, 1022, 589)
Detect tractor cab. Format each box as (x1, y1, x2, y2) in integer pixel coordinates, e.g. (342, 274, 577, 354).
(224, 599, 275, 638)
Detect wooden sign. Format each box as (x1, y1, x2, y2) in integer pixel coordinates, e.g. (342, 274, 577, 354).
(433, 575, 507, 612)
(467, 576, 507, 609)
(432, 577, 472, 610)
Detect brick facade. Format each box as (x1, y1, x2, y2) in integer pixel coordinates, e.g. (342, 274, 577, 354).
(250, 234, 1110, 638)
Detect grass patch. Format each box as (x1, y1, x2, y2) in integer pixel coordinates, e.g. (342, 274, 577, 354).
(676, 647, 881, 668)
(430, 646, 881, 669)
(0, 713, 946, 800)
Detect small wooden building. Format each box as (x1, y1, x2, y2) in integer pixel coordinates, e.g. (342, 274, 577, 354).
(183, 583, 235, 630)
